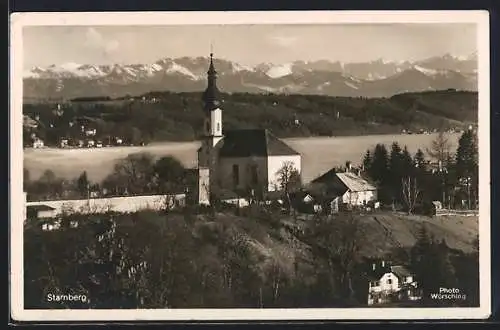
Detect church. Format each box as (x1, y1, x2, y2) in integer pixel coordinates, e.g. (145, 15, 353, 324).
(196, 53, 302, 205)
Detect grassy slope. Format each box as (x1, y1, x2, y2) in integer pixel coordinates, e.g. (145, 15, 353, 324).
(196, 211, 478, 277)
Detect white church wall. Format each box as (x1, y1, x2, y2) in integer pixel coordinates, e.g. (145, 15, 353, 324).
(267, 155, 302, 191)
(217, 156, 268, 191)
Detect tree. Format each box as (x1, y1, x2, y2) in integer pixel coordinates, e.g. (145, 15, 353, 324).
(455, 130, 478, 178)
(362, 150, 372, 173)
(388, 142, 403, 203)
(275, 161, 301, 215)
(401, 177, 420, 214)
(455, 130, 478, 209)
(410, 227, 458, 305)
(104, 153, 156, 195)
(401, 146, 414, 178)
(153, 156, 187, 194)
(309, 212, 364, 303)
(369, 144, 389, 185)
(427, 130, 452, 166)
(77, 171, 90, 198)
(32, 169, 63, 200)
(414, 148, 426, 170)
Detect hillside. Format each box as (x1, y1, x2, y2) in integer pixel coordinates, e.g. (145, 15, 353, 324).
(23, 90, 477, 146)
(24, 209, 479, 309)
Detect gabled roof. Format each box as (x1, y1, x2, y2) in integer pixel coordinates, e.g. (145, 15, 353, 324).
(311, 169, 377, 193)
(365, 265, 414, 281)
(311, 168, 337, 184)
(336, 172, 377, 192)
(390, 265, 412, 279)
(218, 129, 300, 158)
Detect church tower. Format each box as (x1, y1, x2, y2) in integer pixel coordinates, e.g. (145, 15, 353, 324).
(197, 53, 223, 205)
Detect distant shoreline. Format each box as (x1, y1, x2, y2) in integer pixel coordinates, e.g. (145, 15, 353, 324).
(24, 130, 462, 152)
(24, 132, 462, 184)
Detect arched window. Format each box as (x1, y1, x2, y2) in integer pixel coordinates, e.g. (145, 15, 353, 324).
(217, 122, 220, 132)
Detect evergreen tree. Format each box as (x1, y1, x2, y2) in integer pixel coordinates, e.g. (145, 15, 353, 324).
(401, 146, 414, 178)
(389, 142, 403, 203)
(369, 144, 389, 184)
(77, 171, 90, 198)
(455, 129, 478, 180)
(410, 227, 458, 305)
(362, 150, 372, 173)
(414, 149, 426, 170)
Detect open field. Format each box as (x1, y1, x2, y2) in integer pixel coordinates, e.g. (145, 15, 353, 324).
(24, 132, 461, 183)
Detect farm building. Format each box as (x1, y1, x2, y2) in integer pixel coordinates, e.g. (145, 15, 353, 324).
(367, 261, 422, 306)
(310, 168, 378, 208)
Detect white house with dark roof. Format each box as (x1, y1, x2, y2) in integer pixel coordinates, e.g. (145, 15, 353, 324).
(367, 261, 422, 305)
(311, 168, 378, 207)
(196, 54, 301, 205)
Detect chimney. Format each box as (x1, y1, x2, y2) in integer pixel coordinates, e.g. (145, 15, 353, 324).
(345, 161, 351, 173)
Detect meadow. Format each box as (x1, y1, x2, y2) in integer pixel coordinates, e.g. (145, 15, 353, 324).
(23, 132, 461, 183)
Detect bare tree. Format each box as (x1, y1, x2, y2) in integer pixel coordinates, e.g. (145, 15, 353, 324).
(426, 131, 452, 166)
(275, 161, 301, 215)
(401, 177, 420, 215)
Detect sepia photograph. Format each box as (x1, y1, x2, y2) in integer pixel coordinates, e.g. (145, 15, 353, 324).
(10, 10, 490, 321)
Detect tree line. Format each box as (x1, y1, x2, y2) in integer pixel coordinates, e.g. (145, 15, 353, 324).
(360, 129, 478, 213)
(24, 154, 195, 202)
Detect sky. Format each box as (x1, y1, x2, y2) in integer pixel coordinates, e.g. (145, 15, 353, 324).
(23, 23, 477, 69)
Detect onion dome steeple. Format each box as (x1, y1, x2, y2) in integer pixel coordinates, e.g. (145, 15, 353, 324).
(202, 53, 221, 111)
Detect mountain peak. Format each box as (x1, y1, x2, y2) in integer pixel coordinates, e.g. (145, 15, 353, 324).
(22, 54, 477, 99)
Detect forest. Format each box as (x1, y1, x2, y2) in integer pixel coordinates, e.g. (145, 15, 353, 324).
(23, 90, 477, 147)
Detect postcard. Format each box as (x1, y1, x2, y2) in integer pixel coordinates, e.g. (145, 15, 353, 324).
(9, 10, 491, 321)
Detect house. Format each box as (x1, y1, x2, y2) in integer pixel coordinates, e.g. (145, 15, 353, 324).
(195, 53, 302, 205)
(86, 140, 95, 148)
(85, 128, 97, 137)
(32, 138, 44, 149)
(288, 190, 323, 214)
(367, 261, 422, 306)
(310, 168, 378, 208)
(26, 204, 57, 220)
(59, 138, 69, 148)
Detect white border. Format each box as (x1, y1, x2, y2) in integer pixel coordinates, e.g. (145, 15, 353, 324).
(9, 10, 491, 321)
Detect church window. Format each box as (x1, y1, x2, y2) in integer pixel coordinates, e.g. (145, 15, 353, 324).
(217, 122, 220, 133)
(232, 164, 239, 186)
(387, 279, 392, 285)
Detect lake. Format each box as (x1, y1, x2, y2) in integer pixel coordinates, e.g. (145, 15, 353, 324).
(24, 132, 460, 183)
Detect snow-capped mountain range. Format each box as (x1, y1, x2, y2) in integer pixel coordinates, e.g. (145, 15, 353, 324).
(23, 53, 477, 99)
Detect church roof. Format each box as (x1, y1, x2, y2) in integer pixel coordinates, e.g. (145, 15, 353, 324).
(218, 129, 300, 158)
